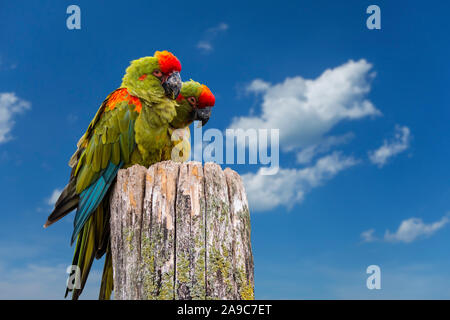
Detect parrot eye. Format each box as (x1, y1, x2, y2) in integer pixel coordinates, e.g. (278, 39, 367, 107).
(187, 96, 197, 106)
(152, 70, 163, 78)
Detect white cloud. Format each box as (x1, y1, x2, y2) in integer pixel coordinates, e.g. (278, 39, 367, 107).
(242, 152, 358, 212)
(362, 215, 449, 243)
(296, 133, 354, 164)
(230, 59, 380, 151)
(369, 125, 411, 167)
(213, 22, 229, 32)
(47, 188, 62, 206)
(360, 229, 377, 242)
(197, 23, 229, 53)
(0, 92, 31, 143)
(246, 79, 271, 93)
(197, 41, 213, 52)
(384, 216, 449, 243)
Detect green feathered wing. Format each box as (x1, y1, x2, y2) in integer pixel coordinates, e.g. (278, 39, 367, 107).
(46, 85, 180, 299)
(46, 89, 139, 300)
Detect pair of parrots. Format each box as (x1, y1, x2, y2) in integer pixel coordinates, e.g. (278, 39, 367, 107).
(44, 51, 215, 299)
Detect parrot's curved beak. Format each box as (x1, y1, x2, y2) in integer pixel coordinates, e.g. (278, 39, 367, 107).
(194, 107, 212, 127)
(162, 71, 182, 99)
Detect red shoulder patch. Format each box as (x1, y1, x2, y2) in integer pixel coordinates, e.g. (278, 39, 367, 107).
(106, 88, 142, 113)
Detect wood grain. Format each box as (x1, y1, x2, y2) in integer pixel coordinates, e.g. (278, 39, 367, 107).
(110, 161, 254, 300)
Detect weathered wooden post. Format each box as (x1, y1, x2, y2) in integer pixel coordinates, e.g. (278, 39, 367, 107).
(109, 161, 254, 300)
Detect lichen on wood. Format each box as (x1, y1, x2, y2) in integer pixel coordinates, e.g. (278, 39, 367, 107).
(109, 161, 254, 300)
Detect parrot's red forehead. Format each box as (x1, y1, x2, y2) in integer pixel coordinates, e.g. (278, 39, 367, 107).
(198, 85, 215, 108)
(154, 51, 181, 74)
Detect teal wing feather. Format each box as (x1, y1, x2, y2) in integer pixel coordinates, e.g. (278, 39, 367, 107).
(70, 101, 138, 244)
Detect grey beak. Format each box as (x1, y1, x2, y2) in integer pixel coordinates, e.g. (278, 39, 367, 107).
(194, 107, 212, 127)
(162, 71, 182, 99)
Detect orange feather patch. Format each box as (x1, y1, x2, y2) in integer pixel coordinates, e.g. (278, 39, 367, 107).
(106, 88, 142, 113)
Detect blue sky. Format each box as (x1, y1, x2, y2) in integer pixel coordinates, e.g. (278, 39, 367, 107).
(0, 0, 449, 299)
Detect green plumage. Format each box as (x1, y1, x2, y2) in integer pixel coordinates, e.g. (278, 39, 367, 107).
(46, 50, 214, 299)
(170, 79, 203, 128)
(46, 54, 182, 300)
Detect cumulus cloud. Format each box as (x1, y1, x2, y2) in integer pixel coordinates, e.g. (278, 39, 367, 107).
(384, 216, 449, 243)
(197, 41, 213, 52)
(362, 215, 449, 243)
(242, 152, 358, 212)
(0, 92, 31, 143)
(360, 229, 377, 242)
(227, 59, 411, 212)
(197, 23, 229, 53)
(230, 59, 380, 151)
(296, 133, 354, 164)
(246, 79, 271, 93)
(369, 125, 411, 167)
(47, 189, 62, 206)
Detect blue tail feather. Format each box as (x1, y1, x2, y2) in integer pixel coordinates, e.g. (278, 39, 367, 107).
(71, 161, 124, 244)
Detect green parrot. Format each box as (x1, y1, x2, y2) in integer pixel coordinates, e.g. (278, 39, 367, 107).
(44, 50, 185, 300)
(45, 51, 217, 300)
(173, 79, 215, 128)
(165, 80, 216, 162)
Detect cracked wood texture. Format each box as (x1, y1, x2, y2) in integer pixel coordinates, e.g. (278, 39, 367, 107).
(110, 161, 254, 300)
